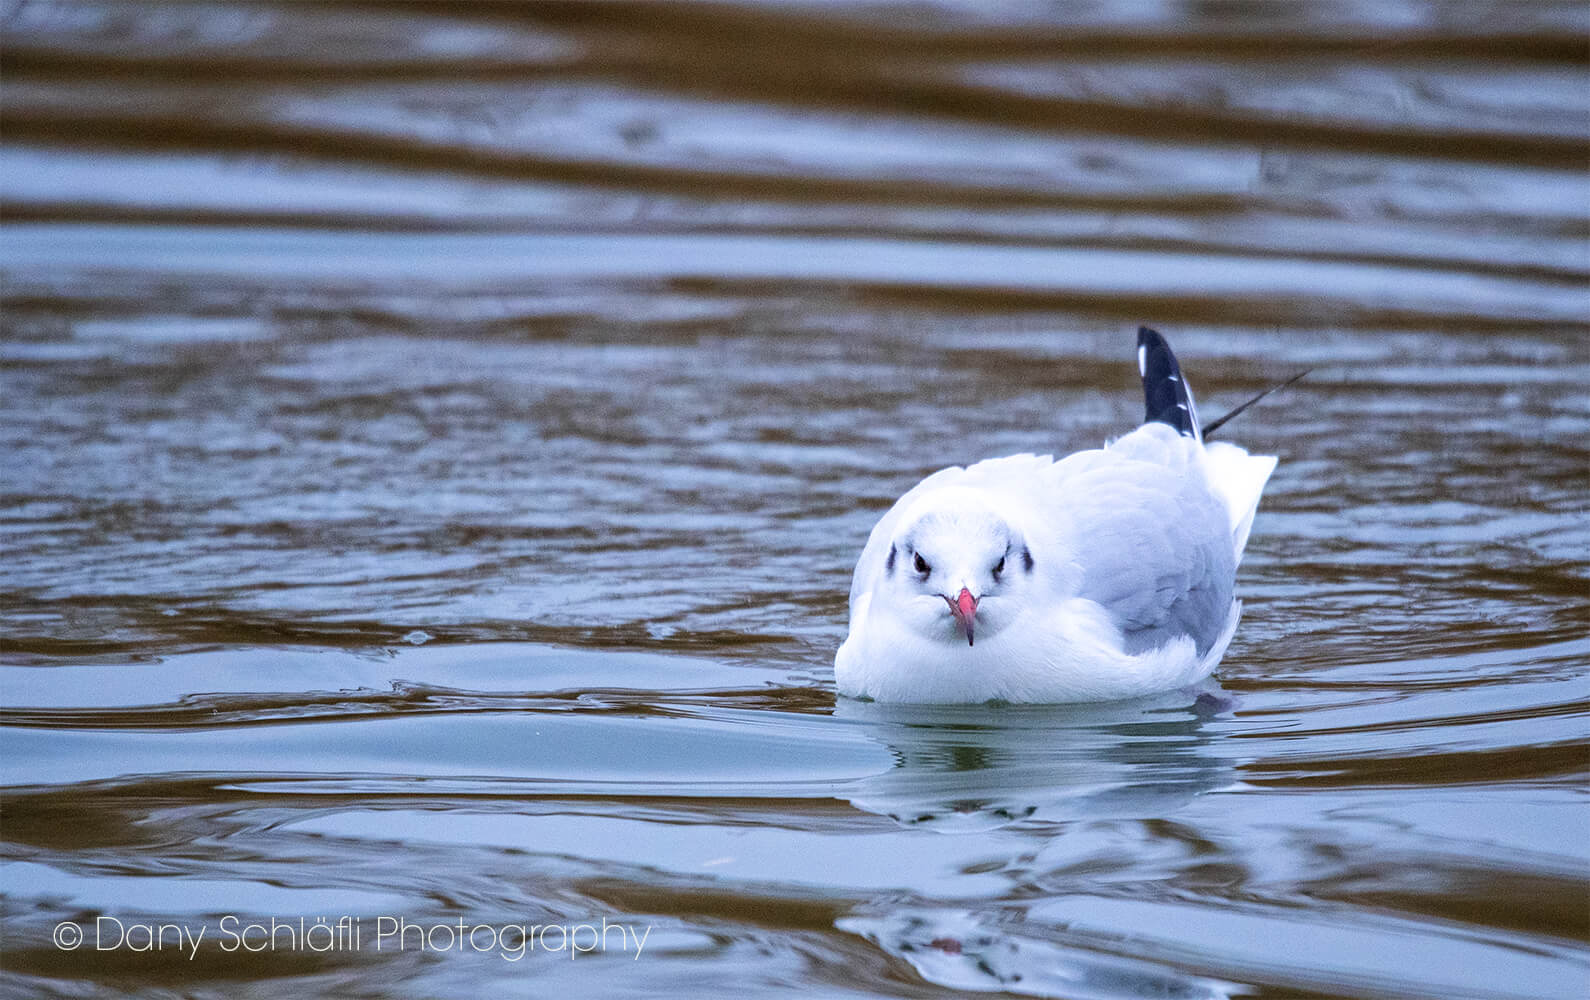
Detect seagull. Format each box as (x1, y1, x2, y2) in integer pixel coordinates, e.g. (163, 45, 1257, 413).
(835, 328, 1281, 704)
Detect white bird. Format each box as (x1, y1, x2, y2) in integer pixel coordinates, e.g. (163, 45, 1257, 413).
(835, 328, 1280, 704)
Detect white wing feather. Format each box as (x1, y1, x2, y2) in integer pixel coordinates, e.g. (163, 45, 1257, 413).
(1042, 426, 1234, 653)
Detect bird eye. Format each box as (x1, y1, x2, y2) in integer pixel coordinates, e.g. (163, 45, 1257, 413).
(993, 557, 1005, 576)
(912, 553, 930, 576)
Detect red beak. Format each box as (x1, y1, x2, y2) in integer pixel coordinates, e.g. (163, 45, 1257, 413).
(947, 587, 978, 646)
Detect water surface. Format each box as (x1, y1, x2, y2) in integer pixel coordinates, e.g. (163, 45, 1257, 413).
(2, 3, 1587, 997)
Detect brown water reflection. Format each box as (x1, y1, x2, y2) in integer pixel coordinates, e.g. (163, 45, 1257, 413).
(3, 2, 1588, 998)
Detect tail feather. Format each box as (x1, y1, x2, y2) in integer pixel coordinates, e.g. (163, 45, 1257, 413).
(1204, 442, 1277, 563)
(1136, 326, 1201, 442)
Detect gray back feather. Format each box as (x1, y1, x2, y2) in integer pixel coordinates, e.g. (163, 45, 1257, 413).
(1058, 427, 1234, 654)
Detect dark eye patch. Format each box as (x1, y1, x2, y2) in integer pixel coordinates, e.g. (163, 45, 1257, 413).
(913, 553, 931, 576)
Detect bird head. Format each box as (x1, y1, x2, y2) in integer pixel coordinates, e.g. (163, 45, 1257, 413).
(880, 491, 1033, 647)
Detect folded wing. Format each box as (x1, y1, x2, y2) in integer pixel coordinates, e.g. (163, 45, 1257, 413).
(1048, 424, 1239, 655)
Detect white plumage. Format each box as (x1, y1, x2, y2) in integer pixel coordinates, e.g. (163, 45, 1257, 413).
(835, 336, 1276, 704)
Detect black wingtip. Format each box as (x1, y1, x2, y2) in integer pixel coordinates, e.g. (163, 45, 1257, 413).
(1136, 326, 1200, 440)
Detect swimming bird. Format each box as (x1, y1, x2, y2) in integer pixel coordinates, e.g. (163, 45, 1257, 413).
(835, 328, 1279, 703)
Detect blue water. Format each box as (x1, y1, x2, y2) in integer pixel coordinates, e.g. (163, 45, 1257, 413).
(3, 2, 1587, 997)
